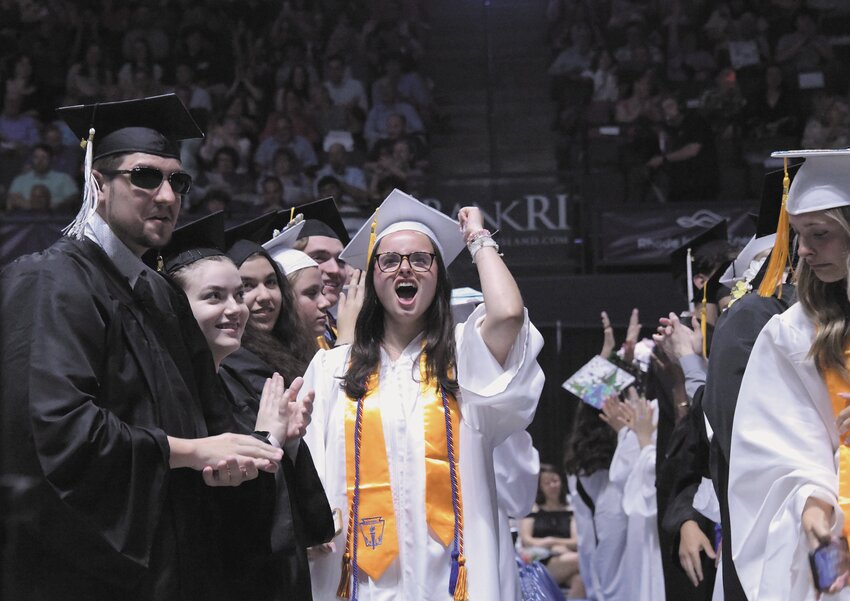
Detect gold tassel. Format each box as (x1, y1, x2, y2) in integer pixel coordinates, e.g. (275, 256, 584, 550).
(289, 207, 295, 224)
(701, 284, 708, 359)
(366, 208, 379, 265)
(758, 157, 791, 298)
(336, 552, 352, 599)
(453, 556, 468, 601)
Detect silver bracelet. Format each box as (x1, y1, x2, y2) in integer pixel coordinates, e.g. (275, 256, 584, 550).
(468, 235, 500, 262)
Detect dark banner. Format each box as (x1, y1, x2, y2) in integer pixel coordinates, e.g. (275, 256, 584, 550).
(422, 175, 583, 276)
(594, 202, 758, 267)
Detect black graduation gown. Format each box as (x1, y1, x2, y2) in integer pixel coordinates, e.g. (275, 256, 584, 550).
(701, 284, 796, 601)
(220, 347, 334, 601)
(0, 237, 271, 601)
(658, 388, 716, 601)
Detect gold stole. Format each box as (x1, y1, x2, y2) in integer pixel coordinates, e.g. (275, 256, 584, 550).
(339, 352, 464, 595)
(823, 360, 850, 535)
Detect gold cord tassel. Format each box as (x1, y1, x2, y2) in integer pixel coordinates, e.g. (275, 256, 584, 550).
(758, 157, 791, 298)
(336, 552, 352, 599)
(453, 555, 468, 601)
(701, 284, 708, 359)
(366, 208, 379, 265)
(289, 207, 295, 224)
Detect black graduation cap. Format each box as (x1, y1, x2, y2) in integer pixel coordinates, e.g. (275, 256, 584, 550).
(161, 211, 226, 274)
(224, 211, 281, 267)
(670, 220, 730, 283)
(293, 197, 351, 245)
(756, 162, 802, 238)
(56, 93, 204, 161)
(703, 259, 733, 305)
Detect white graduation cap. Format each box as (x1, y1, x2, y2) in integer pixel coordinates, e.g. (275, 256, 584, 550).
(274, 248, 318, 276)
(262, 219, 317, 275)
(718, 233, 776, 287)
(339, 189, 465, 272)
(771, 149, 850, 215)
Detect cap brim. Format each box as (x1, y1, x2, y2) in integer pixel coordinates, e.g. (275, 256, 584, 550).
(339, 189, 464, 271)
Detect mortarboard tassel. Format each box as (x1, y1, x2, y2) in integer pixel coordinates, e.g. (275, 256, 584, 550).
(366, 208, 379, 266)
(290, 206, 295, 224)
(701, 284, 708, 359)
(758, 158, 790, 299)
(63, 128, 98, 239)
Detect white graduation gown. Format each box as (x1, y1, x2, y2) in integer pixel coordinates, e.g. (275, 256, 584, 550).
(609, 404, 665, 601)
(568, 469, 628, 601)
(302, 305, 545, 601)
(729, 302, 850, 601)
(494, 430, 540, 599)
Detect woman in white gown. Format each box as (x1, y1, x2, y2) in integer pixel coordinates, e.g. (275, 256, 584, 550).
(301, 189, 545, 601)
(729, 150, 850, 600)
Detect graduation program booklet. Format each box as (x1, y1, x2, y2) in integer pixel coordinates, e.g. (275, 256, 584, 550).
(562, 355, 636, 409)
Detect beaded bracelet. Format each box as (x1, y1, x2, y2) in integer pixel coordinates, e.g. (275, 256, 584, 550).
(468, 235, 500, 263)
(465, 229, 492, 245)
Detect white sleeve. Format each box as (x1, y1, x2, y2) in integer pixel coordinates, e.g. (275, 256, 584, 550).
(455, 304, 545, 446)
(729, 313, 842, 601)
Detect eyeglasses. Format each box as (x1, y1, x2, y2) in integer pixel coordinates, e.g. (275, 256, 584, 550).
(100, 167, 193, 195)
(375, 251, 435, 273)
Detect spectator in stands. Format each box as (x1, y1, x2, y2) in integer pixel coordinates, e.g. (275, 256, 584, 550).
(368, 138, 423, 200)
(120, 5, 170, 62)
(615, 72, 662, 125)
(65, 42, 114, 103)
(586, 50, 619, 103)
(371, 53, 431, 118)
(323, 54, 369, 113)
(271, 87, 320, 147)
(0, 91, 40, 150)
(306, 82, 350, 141)
(801, 94, 850, 149)
(549, 24, 597, 77)
(198, 187, 233, 215)
(258, 176, 290, 211)
(614, 23, 663, 80)
(117, 39, 163, 93)
(313, 140, 369, 207)
(7, 144, 78, 211)
(254, 114, 317, 173)
(199, 116, 254, 176)
(646, 93, 719, 202)
(172, 62, 213, 114)
(774, 9, 835, 74)
(260, 147, 311, 206)
(42, 123, 79, 178)
(743, 64, 801, 140)
(191, 146, 254, 207)
(225, 64, 266, 135)
(285, 63, 313, 103)
(2, 53, 41, 118)
(666, 22, 717, 85)
(364, 80, 424, 149)
(700, 67, 747, 139)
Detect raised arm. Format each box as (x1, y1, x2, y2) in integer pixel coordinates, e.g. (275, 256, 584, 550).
(458, 206, 524, 365)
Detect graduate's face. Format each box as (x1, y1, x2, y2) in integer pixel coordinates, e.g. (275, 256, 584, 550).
(238, 255, 282, 332)
(95, 153, 183, 256)
(301, 235, 346, 306)
(790, 210, 850, 283)
(289, 267, 331, 336)
(182, 259, 248, 367)
(372, 230, 438, 329)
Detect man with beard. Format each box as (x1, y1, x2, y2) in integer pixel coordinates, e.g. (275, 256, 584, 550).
(0, 94, 282, 601)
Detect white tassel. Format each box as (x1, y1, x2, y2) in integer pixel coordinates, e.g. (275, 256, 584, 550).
(63, 128, 98, 239)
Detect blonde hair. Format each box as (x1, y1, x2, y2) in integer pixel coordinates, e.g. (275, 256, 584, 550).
(796, 205, 850, 378)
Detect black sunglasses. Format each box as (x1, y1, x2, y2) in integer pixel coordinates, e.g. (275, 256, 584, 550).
(101, 167, 193, 195)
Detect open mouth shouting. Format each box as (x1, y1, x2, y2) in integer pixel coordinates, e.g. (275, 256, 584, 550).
(395, 280, 418, 306)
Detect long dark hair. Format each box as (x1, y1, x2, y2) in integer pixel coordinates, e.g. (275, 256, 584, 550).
(536, 463, 568, 506)
(237, 250, 316, 382)
(563, 403, 617, 477)
(342, 234, 458, 399)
